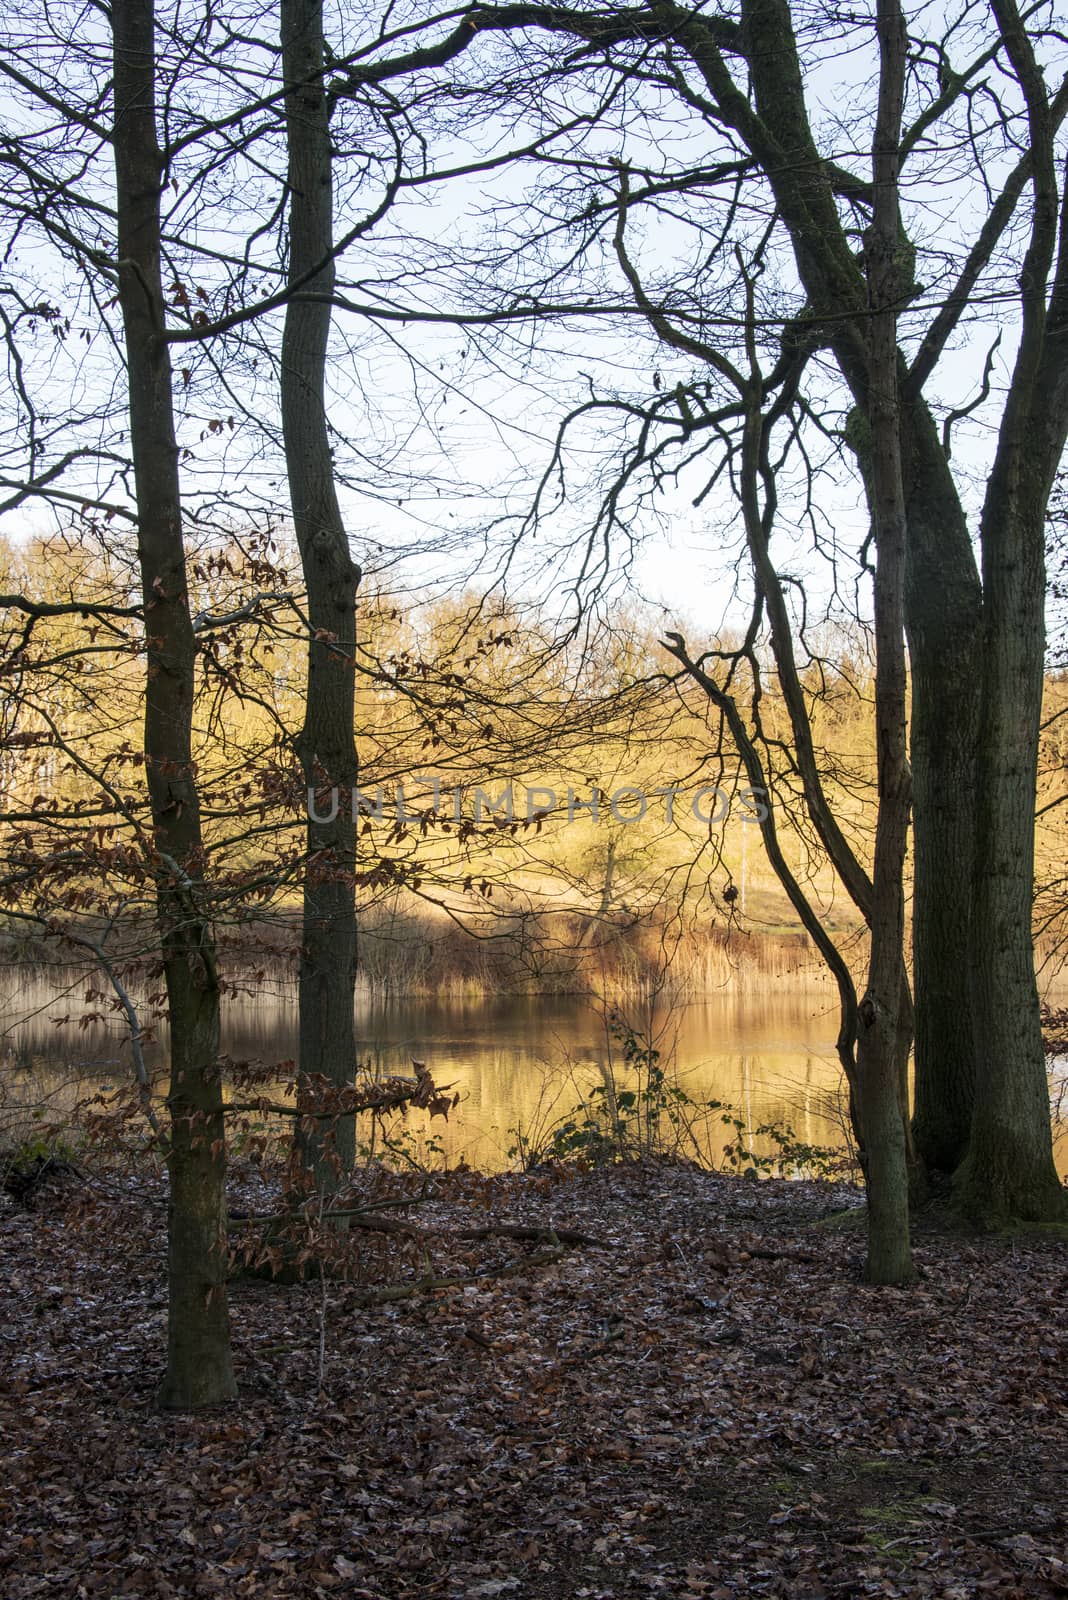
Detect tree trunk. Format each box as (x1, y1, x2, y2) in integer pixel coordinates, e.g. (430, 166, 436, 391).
(111, 0, 236, 1408)
(731, 0, 980, 1182)
(956, 484, 1065, 1221)
(845, 400, 982, 1181)
(900, 402, 983, 1176)
(954, 0, 1067, 1223)
(854, 0, 915, 1285)
(281, 0, 360, 1193)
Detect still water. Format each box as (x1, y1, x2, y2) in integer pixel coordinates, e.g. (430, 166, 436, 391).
(0, 971, 852, 1171)
(3, 971, 1064, 1175)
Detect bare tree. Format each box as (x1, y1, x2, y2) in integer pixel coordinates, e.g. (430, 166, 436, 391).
(402, 0, 1068, 1223)
(111, 0, 237, 1407)
(853, 0, 914, 1282)
(280, 0, 362, 1191)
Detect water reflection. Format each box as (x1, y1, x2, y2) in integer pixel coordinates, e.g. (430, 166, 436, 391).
(4, 970, 1064, 1176)
(1, 971, 853, 1171)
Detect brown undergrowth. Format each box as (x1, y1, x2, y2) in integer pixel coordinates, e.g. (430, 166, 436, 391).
(1, 1159, 1065, 1600)
(0, 900, 831, 1001)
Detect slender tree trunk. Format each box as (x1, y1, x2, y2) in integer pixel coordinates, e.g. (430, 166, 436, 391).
(854, 0, 914, 1285)
(112, 0, 236, 1407)
(281, 0, 360, 1192)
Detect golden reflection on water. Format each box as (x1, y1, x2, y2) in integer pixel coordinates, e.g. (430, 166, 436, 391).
(0, 976, 849, 1172)
(349, 991, 851, 1171)
(3, 974, 1065, 1177)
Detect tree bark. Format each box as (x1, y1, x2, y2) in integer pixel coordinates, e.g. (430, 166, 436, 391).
(854, 0, 915, 1284)
(710, 0, 980, 1185)
(957, 493, 1064, 1219)
(111, 0, 236, 1407)
(843, 400, 981, 1180)
(953, 0, 1068, 1223)
(281, 0, 360, 1192)
(900, 404, 982, 1175)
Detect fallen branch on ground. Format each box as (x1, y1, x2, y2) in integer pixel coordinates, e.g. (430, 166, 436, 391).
(456, 1223, 607, 1248)
(342, 1237, 569, 1306)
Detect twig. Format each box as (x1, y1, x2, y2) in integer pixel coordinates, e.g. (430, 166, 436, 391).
(343, 1242, 568, 1307)
(22, 916, 167, 1148)
(743, 1247, 821, 1264)
(317, 1260, 328, 1399)
(456, 1223, 607, 1247)
(229, 1207, 423, 1234)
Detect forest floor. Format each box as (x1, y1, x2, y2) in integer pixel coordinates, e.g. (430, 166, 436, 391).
(1, 1158, 1065, 1600)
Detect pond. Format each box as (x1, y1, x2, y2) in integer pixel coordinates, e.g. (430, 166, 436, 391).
(2, 970, 1064, 1176)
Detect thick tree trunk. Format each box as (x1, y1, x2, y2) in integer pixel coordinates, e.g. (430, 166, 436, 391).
(281, 0, 360, 1191)
(112, 0, 236, 1407)
(956, 486, 1065, 1221)
(900, 403, 982, 1175)
(954, 0, 1067, 1223)
(844, 401, 982, 1181)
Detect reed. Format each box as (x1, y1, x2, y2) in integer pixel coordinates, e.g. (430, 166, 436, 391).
(352, 902, 836, 1000)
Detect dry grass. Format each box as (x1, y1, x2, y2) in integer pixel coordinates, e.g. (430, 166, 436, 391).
(351, 901, 831, 1000)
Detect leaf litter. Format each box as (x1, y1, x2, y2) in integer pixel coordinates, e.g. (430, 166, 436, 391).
(1, 1160, 1065, 1599)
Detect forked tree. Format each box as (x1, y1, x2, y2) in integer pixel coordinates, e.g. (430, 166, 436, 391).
(398, 0, 1068, 1223)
